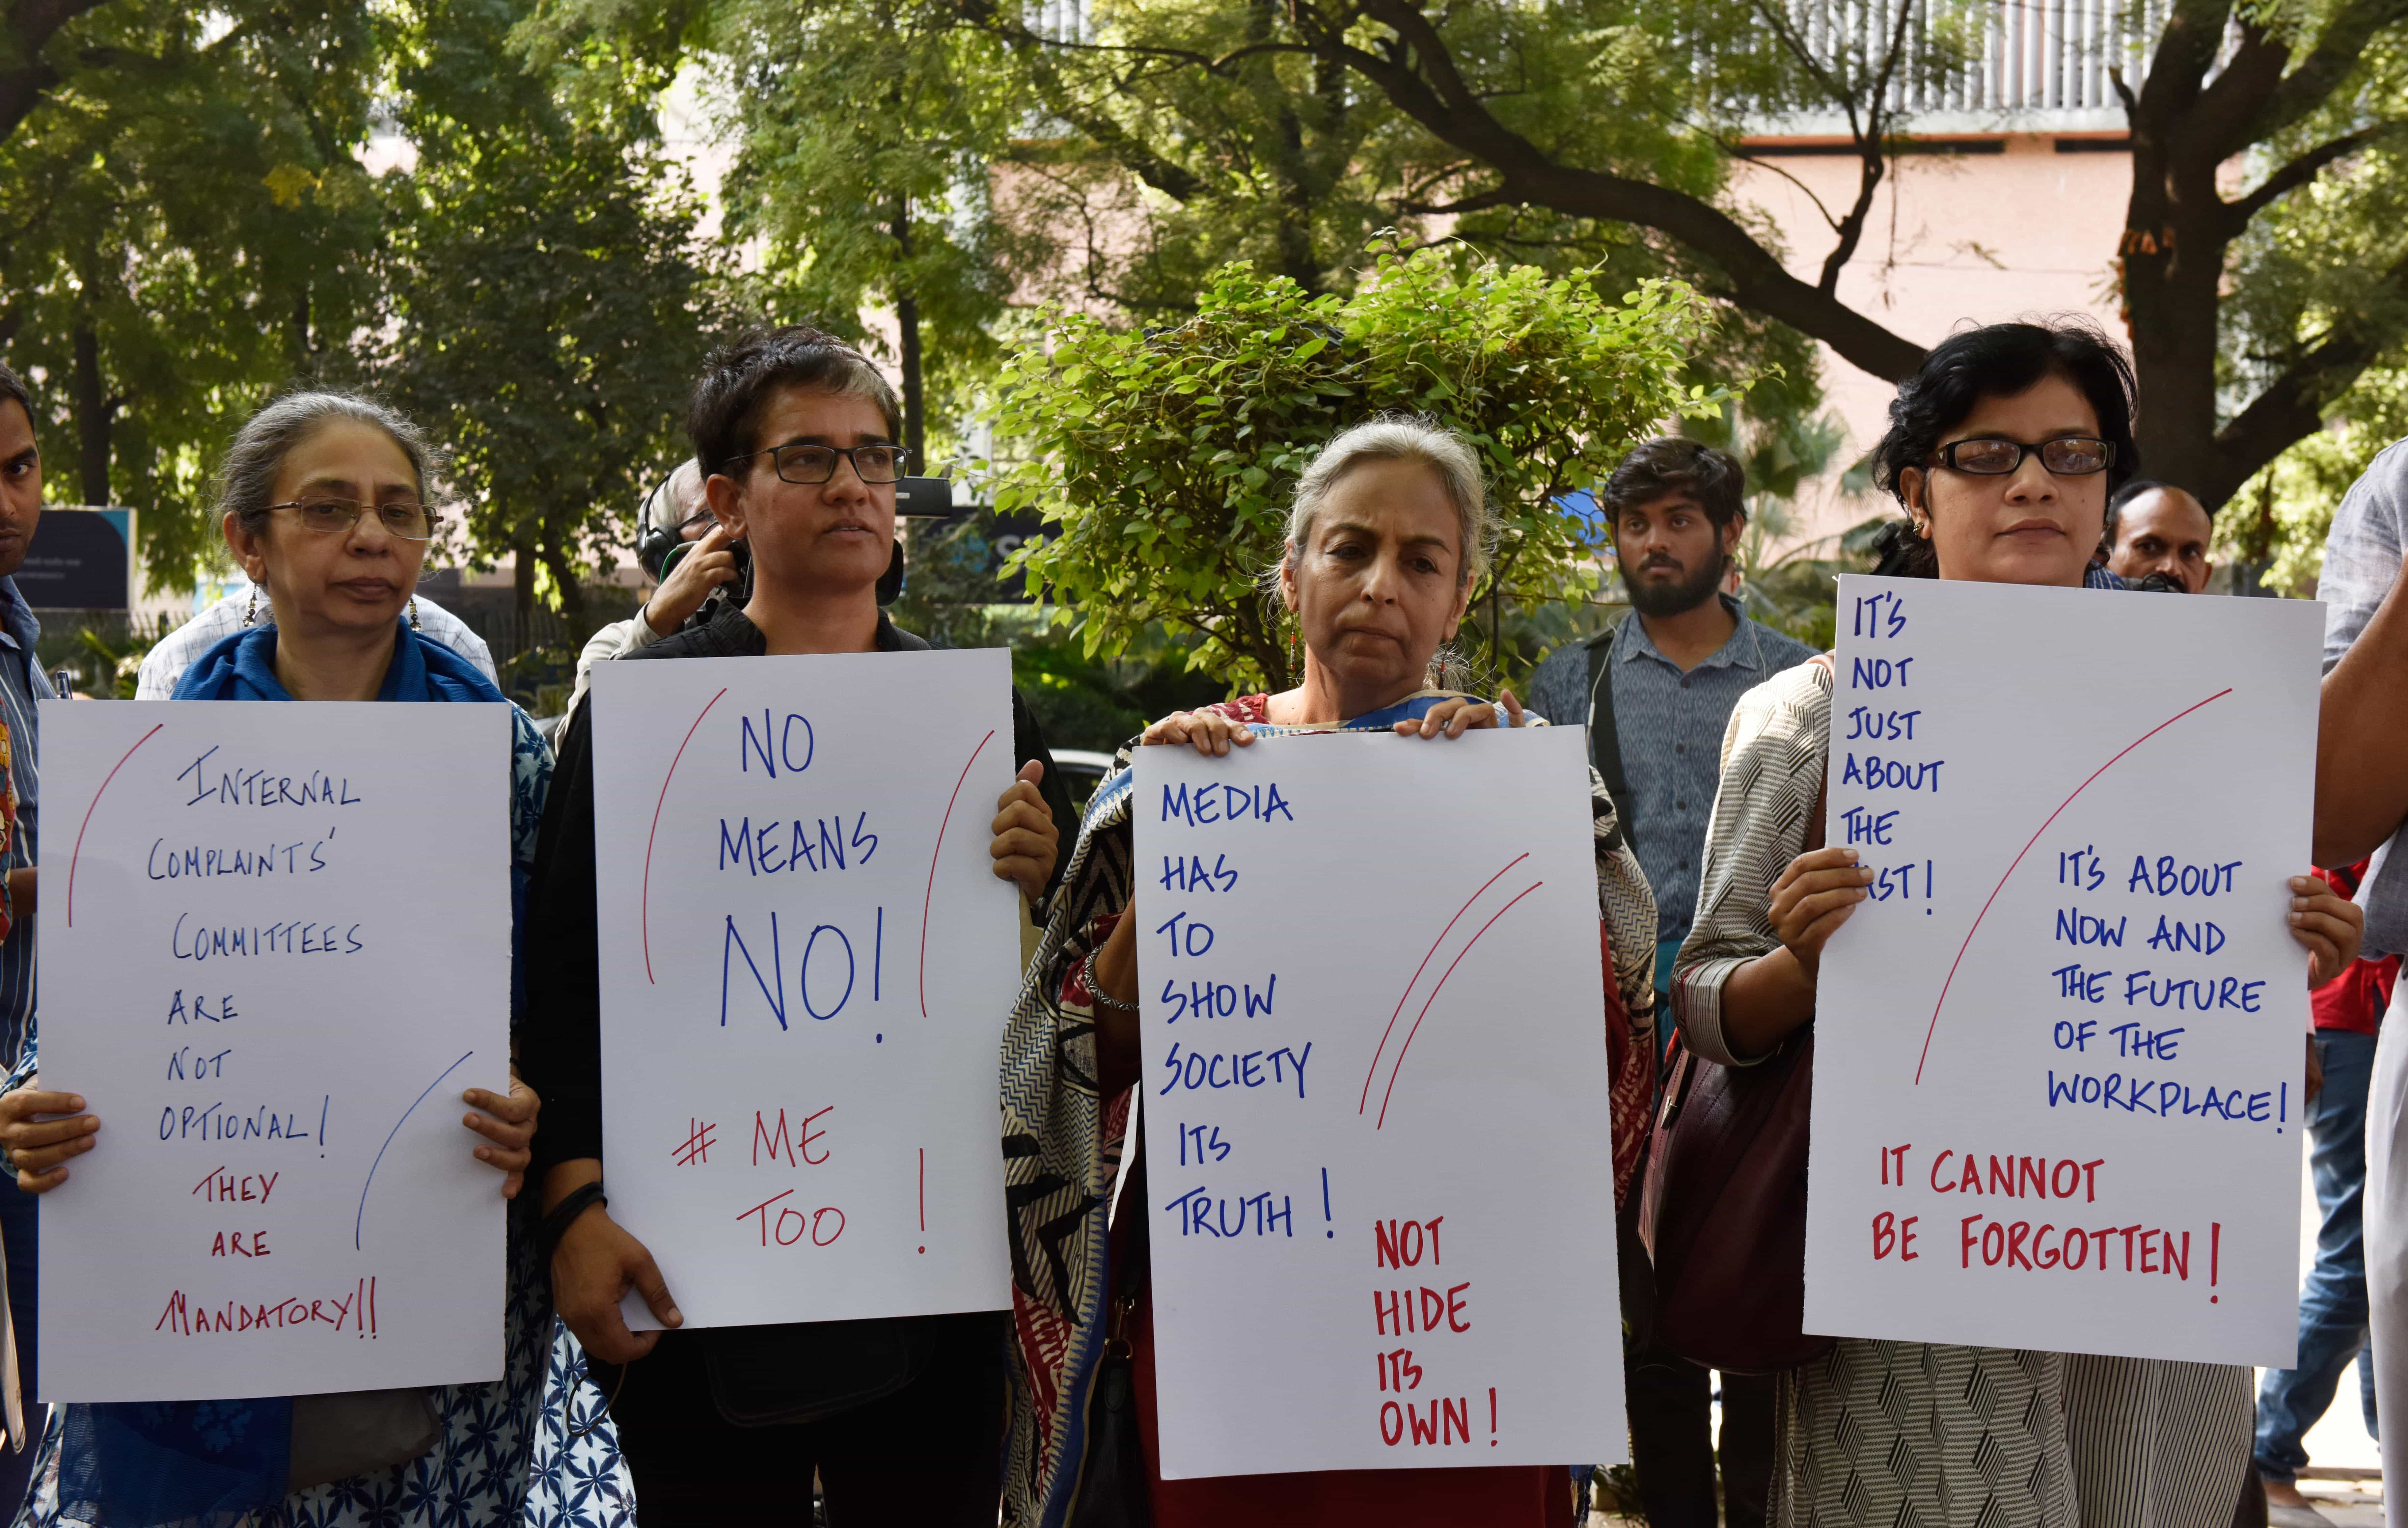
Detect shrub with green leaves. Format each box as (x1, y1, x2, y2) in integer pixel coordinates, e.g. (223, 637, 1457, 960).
(987, 243, 1731, 691)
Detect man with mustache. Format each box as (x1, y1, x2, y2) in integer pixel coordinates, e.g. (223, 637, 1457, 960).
(1528, 436, 1811, 1528)
(2102, 478, 2216, 594)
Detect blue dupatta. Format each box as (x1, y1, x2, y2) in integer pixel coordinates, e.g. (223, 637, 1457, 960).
(63, 623, 512, 1527)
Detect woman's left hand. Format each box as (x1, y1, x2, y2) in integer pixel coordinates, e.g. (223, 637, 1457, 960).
(1395, 688, 1526, 740)
(992, 759, 1061, 905)
(463, 1073, 539, 1200)
(2289, 875, 2365, 988)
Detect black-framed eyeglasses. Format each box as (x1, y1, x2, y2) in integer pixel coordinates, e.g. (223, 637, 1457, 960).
(269, 498, 442, 541)
(1933, 437, 2114, 477)
(728, 442, 910, 485)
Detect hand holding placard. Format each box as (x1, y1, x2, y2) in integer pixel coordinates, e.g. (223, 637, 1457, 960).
(586, 651, 1020, 1332)
(1807, 576, 2323, 1365)
(36, 700, 513, 1403)
(1131, 727, 1626, 1479)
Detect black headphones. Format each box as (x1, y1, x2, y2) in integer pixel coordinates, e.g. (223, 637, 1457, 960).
(631, 465, 905, 607)
(634, 471, 695, 583)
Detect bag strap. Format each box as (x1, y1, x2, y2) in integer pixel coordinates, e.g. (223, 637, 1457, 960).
(1584, 624, 1637, 844)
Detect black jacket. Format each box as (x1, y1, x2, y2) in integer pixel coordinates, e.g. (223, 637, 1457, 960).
(521, 603, 1075, 1172)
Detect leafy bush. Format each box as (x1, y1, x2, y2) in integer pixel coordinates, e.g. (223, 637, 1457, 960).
(987, 242, 1731, 691)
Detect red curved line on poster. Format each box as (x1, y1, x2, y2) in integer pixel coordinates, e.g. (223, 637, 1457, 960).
(66, 722, 163, 928)
(1912, 686, 2233, 1085)
(1359, 852, 1531, 1115)
(642, 688, 728, 984)
(1376, 881, 1544, 1130)
(922, 730, 997, 1018)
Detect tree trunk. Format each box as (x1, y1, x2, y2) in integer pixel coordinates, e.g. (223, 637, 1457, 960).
(540, 539, 585, 623)
(71, 313, 108, 506)
(513, 539, 536, 617)
(891, 200, 926, 470)
(2118, 85, 2243, 509)
(288, 288, 312, 375)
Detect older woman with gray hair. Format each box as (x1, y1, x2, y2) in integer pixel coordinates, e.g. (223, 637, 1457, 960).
(0, 391, 629, 1528)
(1000, 416, 1660, 1527)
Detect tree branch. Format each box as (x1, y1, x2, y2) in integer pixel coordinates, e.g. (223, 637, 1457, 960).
(2220, 120, 2408, 234)
(2210, 242, 2408, 501)
(1809, 0, 1918, 297)
(1302, 0, 1927, 380)
(0, 0, 110, 146)
(2234, 0, 2408, 157)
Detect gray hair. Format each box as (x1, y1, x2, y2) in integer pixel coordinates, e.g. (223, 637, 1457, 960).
(1267, 416, 1498, 693)
(219, 391, 440, 537)
(1276, 416, 1496, 592)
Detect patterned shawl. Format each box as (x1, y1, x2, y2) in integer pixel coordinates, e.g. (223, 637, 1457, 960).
(998, 692, 1660, 1526)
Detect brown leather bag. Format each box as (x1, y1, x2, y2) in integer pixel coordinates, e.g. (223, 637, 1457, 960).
(1638, 720, 1834, 1375)
(1639, 1032, 1829, 1374)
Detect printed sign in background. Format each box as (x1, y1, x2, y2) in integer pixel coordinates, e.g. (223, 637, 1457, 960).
(589, 651, 1019, 1329)
(1133, 727, 1628, 1479)
(39, 701, 512, 1402)
(1807, 575, 2323, 1366)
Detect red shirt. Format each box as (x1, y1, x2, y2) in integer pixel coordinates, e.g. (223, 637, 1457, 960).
(2312, 863, 2397, 1036)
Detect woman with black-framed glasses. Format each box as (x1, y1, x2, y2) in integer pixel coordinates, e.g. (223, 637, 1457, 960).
(1667, 322, 2361, 1526)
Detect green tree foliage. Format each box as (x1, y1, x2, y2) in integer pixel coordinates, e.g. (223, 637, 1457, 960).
(990, 243, 1728, 691)
(706, 0, 1029, 465)
(525, 0, 1035, 468)
(365, 0, 720, 617)
(0, 1, 382, 582)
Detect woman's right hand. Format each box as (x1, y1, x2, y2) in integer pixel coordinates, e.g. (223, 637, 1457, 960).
(1768, 846, 1875, 982)
(0, 1078, 98, 1193)
(551, 1204, 682, 1365)
(1142, 709, 1253, 756)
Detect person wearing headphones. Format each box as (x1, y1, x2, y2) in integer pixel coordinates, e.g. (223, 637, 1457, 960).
(563, 460, 740, 717)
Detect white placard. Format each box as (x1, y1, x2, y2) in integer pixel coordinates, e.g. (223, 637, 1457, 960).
(589, 651, 1018, 1329)
(38, 700, 513, 1402)
(1133, 726, 1627, 1479)
(1807, 575, 2321, 1366)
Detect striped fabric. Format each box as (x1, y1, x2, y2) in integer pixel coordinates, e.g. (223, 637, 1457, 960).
(2062, 1356, 2250, 1526)
(0, 578, 49, 1074)
(1671, 645, 2249, 1526)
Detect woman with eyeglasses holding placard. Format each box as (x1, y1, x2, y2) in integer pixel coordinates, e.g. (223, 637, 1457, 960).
(0, 392, 625, 1528)
(1670, 322, 2362, 1526)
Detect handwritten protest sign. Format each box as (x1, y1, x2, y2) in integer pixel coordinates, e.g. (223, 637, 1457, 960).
(1807, 575, 2322, 1366)
(1132, 726, 1626, 1479)
(588, 650, 1018, 1329)
(38, 700, 513, 1402)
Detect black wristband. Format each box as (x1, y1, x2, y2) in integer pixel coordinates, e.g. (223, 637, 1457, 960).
(540, 1181, 608, 1267)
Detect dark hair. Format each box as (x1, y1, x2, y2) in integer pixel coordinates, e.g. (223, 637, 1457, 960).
(218, 391, 440, 538)
(0, 361, 28, 426)
(687, 325, 903, 479)
(2102, 477, 2210, 548)
(1872, 319, 2138, 503)
(1602, 437, 1747, 530)
(1867, 319, 2138, 579)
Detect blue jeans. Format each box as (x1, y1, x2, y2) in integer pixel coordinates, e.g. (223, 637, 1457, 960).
(2256, 1027, 2380, 1482)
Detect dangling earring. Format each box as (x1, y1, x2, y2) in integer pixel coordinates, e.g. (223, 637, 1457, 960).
(242, 585, 260, 627)
(408, 596, 421, 632)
